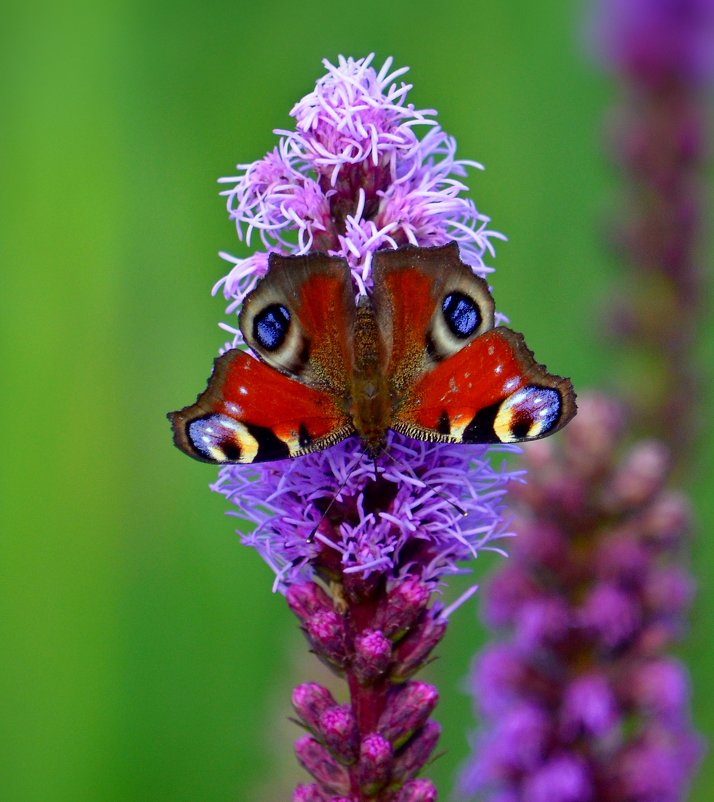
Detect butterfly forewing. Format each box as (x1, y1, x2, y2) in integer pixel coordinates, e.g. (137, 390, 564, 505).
(239, 252, 356, 392)
(372, 243, 495, 396)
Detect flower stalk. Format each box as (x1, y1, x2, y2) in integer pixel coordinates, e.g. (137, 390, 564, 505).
(210, 55, 514, 799)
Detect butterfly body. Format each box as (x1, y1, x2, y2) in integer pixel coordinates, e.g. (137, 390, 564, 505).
(169, 243, 576, 464)
(347, 297, 392, 456)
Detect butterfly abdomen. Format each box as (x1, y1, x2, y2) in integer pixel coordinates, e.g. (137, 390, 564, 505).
(349, 297, 392, 455)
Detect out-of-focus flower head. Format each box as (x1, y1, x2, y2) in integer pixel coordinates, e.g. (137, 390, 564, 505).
(461, 395, 703, 802)
(590, 0, 714, 85)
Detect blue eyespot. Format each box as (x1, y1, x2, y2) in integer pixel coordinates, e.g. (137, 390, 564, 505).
(442, 292, 480, 339)
(253, 304, 290, 351)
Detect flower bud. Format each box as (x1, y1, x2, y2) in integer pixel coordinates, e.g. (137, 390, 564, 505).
(353, 628, 392, 683)
(639, 491, 691, 545)
(294, 735, 350, 796)
(358, 732, 393, 795)
(391, 721, 441, 784)
(394, 778, 438, 802)
(391, 613, 447, 681)
(292, 783, 330, 802)
(287, 582, 334, 623)
(606, 441, 669, 510)
(377, 577, 431, 637)
(319, 705, 359, 764)
(292, 683, 337, 732)
(378, 681, 439, 748)
(306, 610, 348, 668)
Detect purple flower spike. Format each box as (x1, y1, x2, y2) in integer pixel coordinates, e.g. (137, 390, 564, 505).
(590, 0, 714, 85)
(461, 395, 703, 801)
(207, 55, 517, 799)
(587, 0, 714, 462)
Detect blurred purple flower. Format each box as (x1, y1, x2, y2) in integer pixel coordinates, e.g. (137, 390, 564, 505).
(210, 55, 515, 799)
(589, 0, 714, 84)
(588, 0, 714, 459)
(461, 396, 703, 802)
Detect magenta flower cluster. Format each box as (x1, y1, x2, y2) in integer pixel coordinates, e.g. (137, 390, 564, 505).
(209, 55, 515, 799)
(461, 396, 702, 802)
(215, 54, 503, 316)
(211, 54, 512, 592)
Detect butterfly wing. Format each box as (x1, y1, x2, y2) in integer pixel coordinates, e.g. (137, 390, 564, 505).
(372, 243, 576, 445)
(372, 242, 495, 390)
(169, 349, 354, 463)
(239, 251, 356, 393)
(170, 251, 358, 463)
(393, 327, 576, 444)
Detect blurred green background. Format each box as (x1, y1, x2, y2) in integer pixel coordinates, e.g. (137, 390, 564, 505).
(2, 1, 712, 800)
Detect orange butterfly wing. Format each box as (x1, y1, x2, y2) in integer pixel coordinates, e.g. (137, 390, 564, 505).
(170, 252, 358, 464)
(371, 244, 576, 445)
(393, 328, 576, 444)
(169, 349, 354, 463)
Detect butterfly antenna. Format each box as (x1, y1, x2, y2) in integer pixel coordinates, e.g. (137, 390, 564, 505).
(377, 445, 468, 517)
(307, 452, 367, 543)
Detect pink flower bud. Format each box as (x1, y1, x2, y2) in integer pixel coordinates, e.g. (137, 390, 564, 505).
(606, 441, 669, 510)
(319, 705, 359, 764)
(294, 735, 350, 796)
(306, 610, 348, 668)
(378, 681, 439, 748)
(391, 721, 441, 784)
(391, 613, 447, 681)
(394, 778, 438, 802)
(357, 732, 393, 795)
(292, 783, 331, 802)
(377, 577, 431, 637)
(292, 683, 337, 732)
(287, 582, 334, 622)
(353, 628, 392, 683)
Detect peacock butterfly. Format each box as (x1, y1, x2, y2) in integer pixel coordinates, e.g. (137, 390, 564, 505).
(169, 243, 576, 464)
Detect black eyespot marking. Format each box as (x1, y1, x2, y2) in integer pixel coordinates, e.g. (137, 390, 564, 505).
(298, 336, 311, 368)
(462, 402, 502, 444)
(437, 411, 451, 435)
(298, 423, 313, 449)
(510, 416, 532, 440)
(220, 440, 243, 462)
(245, 423, 290, 461)
(254, 304, 291, 351)
(187, 414, 243, 461)
(442, 292, 481, 339)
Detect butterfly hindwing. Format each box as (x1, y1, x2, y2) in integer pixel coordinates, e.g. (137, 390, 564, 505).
(169, 349, 354, 463)
(392, 327, 576, 445)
